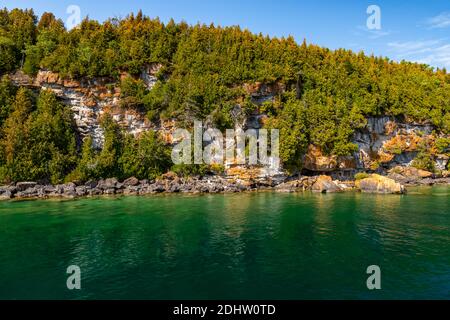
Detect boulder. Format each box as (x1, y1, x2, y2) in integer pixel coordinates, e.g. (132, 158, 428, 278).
(63, 182, 76, 192)
(0, 188, 13, 200)
(123, 177, 139, 187)
(97, 178, 118, 190)
(161, 172, 178, 181)
(59, 183, 76, 197)
(75, 186, 87, 196)
(16, 187, 39, 198)
(275, 179, 306, 193)
(16, 182, 37, 191)
(85, 180, 98, 189)
(388, 166, 433, 185)
(356, 174, 405, 194)
(124, 186, 141, 195)
(103, 189, 116, 195)
(43, 185, 57, 194)
(311, 175, 343, 193)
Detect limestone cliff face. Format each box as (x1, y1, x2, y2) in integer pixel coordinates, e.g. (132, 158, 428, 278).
(303, 116, 448, 176)
(353, 117, 447, 170)
(8, 71, 449, 179)
(10, 66, 161, 149)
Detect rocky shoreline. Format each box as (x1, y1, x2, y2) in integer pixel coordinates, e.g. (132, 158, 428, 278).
(1, 169, 449, 201)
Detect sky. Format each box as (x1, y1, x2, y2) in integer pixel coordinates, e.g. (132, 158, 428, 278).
(3, 0, 450, 69)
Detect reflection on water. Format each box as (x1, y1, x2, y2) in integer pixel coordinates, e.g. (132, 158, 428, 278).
(0, 187, 449, 300)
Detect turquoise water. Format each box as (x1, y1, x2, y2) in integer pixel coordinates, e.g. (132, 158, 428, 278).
(0, 187, 449, 300)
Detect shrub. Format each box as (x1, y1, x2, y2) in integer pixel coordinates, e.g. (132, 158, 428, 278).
(354, 172, 370, 180)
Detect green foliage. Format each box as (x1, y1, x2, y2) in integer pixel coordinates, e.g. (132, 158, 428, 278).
(171, 164, 210, 177)
(65, 136, 97, 183)
(435, 137, 450, 154)
(1, 8, 450, 181)
(68, 120, 171, 182)
(93, 114, 124, 179)
(0, 88, 77, 184)
(0, 8, 37, 74)
(412, 141, 436, 172)
(264, 93, 308, 170)
(23, 15, 64, 75)
(354, 172, 370, 180)
(0, 76, 17, 127)
(119, 131, 171, 180)
(119, 76, 148, 109)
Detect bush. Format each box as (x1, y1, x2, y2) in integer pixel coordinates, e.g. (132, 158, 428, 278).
(119, 131, 171, 180)
(412, 152, 436, 172)
(435, 137, 450, 154)
(171, 164, 209, 177)
(354, 172, 370, 180)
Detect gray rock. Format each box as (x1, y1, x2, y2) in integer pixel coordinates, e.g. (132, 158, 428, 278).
(418, 178, 435, 186)
(16, 182, 37, 191)
(54, 185, 65, 194)
(312, 176, 343, 193)
(0, 189, 13, 200)
(152, 184, 166, 193)
(103, 188, 116, 195)
(16, 187, 39, 198)
(85, 180, 98, 189)
(89, 188, 103, 196)
(63, 182, 77, 192)
(123, 177, 139, 187)
(97, 178, 118, 190)
(44, 185, 57, 194)
(275, 180, 304, 192)
(75, 186, 87, 196)
(116, 182, 124, 190)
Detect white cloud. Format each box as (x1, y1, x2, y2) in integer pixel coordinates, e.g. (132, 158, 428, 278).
(387, 40, 450, 68)
(355, 25, 392, 39)
(425, 12, 450, 29)
(416, 44, 450, 67)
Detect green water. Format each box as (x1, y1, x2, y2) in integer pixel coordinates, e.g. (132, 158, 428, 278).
(0, 187, 449, 300)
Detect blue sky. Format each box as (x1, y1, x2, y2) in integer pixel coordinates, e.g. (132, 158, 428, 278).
(3, 0, 450, 68)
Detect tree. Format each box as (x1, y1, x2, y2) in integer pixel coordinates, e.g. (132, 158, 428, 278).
(0, 76, 17, 127)
(95, 114, 123, 178)
(264, 93, 308, 171)
(0, 89, 77, 184)
(119, 131, 171, 180)
(0, 87, 34, 182)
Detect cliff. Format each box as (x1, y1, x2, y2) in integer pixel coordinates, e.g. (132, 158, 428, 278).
(8, 69, 449, 186)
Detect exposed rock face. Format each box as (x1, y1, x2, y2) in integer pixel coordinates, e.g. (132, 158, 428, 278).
(0, 186, 15, 200)
(11, 69, 161, 149)
(8, 71, 449, 183)
(436, 154, 449, 171)
(123, 177, 139, 187)
(303, 145, 357, 172)
(1, 171, 448, 201)
(0, 175, 253, 200)
(303, 146, 338, 172)
(275, 177, 310, 193)
(387, 166, 436, 185)
(311, 175, 343, 193)
(225, 166, 285, 188)
(15, 182, 37, 191)
(301, 117, 447, 176)
(352, 117, 437, 170)
(243, 82, 285, 105)
(356, 174, 405, 194)
(141, 63, 162, 90)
